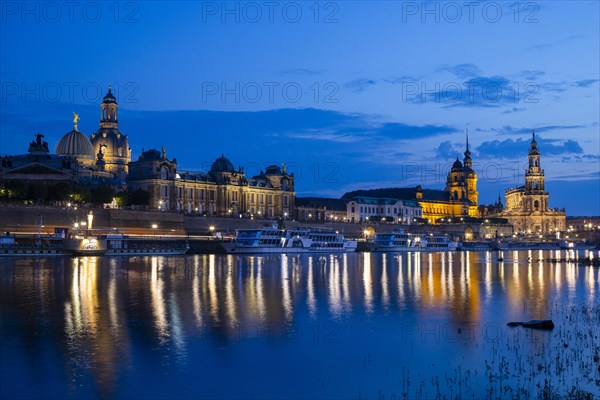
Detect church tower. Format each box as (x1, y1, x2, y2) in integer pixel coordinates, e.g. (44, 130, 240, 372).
(500, 130, 565, 234)
(523, 130, 548, 211)
(463, 130, 478, 205)
(90, 85, 131, 178)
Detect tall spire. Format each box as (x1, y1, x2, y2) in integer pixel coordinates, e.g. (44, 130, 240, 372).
(463, 128, 473, 170)
(466, 128, 470, 152)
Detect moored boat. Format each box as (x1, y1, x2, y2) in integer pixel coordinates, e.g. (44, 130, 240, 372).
(222, 227, 357, 254)
(369, 230, 458, 252)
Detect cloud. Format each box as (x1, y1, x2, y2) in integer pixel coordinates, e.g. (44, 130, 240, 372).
(517, 70, 546, 80)
(435, 141, 461, 159)
(476, 137, 584, 159)
(574, 79, 599, 88)
(501, 107, 526, 114)
(438, 63, 480, 79)
(402, 74, 530, 109)
(345, 78, 377, 92)
(492, 124, 589, 135)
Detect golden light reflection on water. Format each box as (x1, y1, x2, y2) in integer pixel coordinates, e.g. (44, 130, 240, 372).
(4, 250, 599, 398)
(59, 256, 129, 398)
(65, 257, 99, 337)
(397, 255, 405, 305)
(328, 254, 342, 317)
(381, 253, 389, 310)
(363, 252, 373, 314)
(150, 256, 169, 343)
(207, 254, 219, 323)
(225, 256, 237, 326)
(341, 254, 350, 313)
(281, 254, 293, 321)
(307, 257, 316, 318)
(192, 258, 203, 327)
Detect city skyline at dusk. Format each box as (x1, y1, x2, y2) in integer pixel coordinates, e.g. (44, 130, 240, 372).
(1, 1, 599, 215)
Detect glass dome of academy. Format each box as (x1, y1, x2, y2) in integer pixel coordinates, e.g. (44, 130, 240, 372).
(0, 86, 296, 217)
(55, 127, 95, 165)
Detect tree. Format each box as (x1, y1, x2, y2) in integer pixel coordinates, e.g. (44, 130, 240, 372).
(130, 188, 150, 206)
(27, 182, 48, 203)
(90, 185, 115, 205)
(72, 186, 91, 203)
(3, 181, 27, 200)
(47, 182, 73, 202)
(115, 191, 128, 207)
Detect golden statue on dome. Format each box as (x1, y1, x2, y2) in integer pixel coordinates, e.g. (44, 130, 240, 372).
(73, 112, 80, 130)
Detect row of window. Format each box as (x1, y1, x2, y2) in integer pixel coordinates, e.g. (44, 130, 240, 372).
(352, 205, 421, 216)
(163, 186, 289, 206)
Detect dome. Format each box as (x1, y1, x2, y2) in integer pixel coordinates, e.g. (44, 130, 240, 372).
(91, 128, 128, 148)
(56, 129, 95, 160)
(211, 155, 235, 173)
(452, 158, 463, 169)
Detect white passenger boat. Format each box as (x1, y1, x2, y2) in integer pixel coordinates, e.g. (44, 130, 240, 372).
(222, 227, 358, 254)
(369, 230, 458, 252)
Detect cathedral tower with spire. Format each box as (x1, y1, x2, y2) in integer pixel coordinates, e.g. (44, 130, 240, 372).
(463, 130, 478, 205)
(441, 130, 479, 219)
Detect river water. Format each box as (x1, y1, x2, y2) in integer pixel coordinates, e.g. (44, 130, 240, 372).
(1, 251, 599, 399)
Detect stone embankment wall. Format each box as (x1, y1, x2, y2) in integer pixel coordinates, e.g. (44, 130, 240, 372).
(0, 205, 512, 239)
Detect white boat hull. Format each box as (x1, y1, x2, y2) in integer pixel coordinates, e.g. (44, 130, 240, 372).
(223, 243, 357, 254)
(369, 245, 457, 252)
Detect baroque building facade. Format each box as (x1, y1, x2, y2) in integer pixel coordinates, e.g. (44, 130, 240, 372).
(346, 197, 422, 223)
(499, 131, 566, 235)
(1, 86, 294, 216)
(127, 150, 295, 217)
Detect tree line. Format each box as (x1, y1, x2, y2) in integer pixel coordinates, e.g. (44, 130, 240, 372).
(0, 180, 150, 206)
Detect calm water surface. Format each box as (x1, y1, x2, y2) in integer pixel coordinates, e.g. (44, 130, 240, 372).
(1, 251, 599, 399)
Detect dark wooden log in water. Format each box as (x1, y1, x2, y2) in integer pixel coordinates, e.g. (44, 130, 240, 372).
(506, 320, 555, 330)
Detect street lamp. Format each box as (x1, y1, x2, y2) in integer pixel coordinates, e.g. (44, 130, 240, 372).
(152, 224, 158, 237)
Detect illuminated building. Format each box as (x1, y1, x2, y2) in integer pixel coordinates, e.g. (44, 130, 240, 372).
(343, 134, 479, 223)
(499, 131, 566, 235)
(127, 150, 295, 216)
(89, 87, 131, 178)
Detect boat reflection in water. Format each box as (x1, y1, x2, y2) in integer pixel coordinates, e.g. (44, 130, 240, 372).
(0, 249, 598, 399)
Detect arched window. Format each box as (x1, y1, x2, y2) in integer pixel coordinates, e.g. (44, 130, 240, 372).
(160, 167, 168, 180)
(534, 200, 539, 210)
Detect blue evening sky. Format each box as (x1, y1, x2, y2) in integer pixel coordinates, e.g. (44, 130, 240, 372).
(1, 1, 599, 214)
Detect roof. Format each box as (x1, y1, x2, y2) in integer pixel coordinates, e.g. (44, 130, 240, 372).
(342, 187, 449, 202)
(295, 197, 347, 211)
(102, 88, 117, 104)
(210, 155, 235, 173)
(55, 129, 95, 160)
